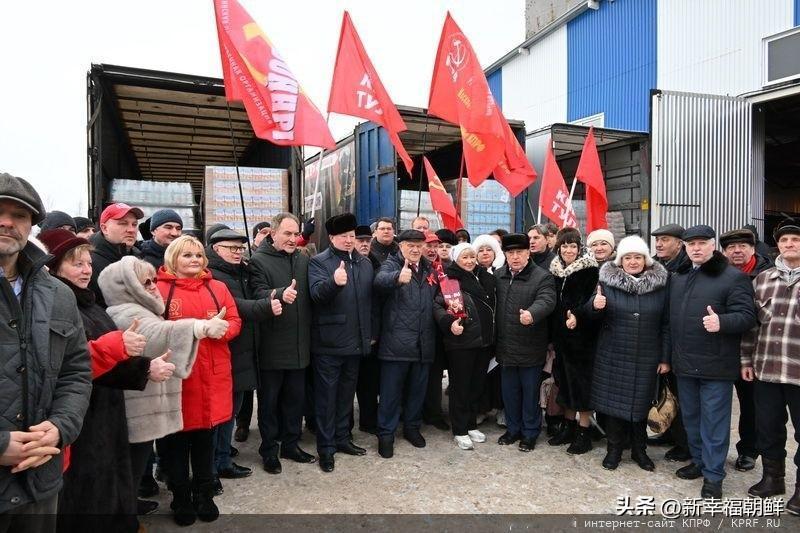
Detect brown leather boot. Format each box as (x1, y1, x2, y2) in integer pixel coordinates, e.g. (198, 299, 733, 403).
(747, 458, 785, 498)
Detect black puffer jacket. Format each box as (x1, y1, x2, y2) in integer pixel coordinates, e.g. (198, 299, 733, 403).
(139, 239, 167, 270)
(586, 262, 670, 422)
(550, 253, 601, 363)
(308, 246, 373, 356)
(89, 232, 140, 307)
(669, 251, 756, 381)
(532, 249, 555, 271)
(207, 248, 265, 391)
(495, 259, 557, 366)
(433, 263, 496, 351)
(249, 241, 311, 371)
(373, 253, 438, 362)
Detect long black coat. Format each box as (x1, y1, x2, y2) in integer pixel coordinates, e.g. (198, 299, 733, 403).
(373, 253, 438, 363)
(587, 262, 670, 422)
(89, 232, 140, 308)
(57, 279, 149, 533)
(668, 251, 756, 381)
(433, 263, 496, 352)
(207, 248, 264, 391)
(308, 246, 373, 356)
(495, 259, 556, 366)
(249, 241, 311, 370)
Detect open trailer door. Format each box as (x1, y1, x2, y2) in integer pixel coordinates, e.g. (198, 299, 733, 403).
(650, 90, 757, 236)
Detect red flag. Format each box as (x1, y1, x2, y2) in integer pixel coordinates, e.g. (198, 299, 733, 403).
(575, 127, 608, 232)
(423, 157, 464, 231)
(328, 12, 413, 174)
(539, 137, 577, 228)
(492, 121, 537, 197)
(428, 13, 505, 187)
(213, 0, 335, 149)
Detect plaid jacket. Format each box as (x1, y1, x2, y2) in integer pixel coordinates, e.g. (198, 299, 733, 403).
(740, 267, 800, 385)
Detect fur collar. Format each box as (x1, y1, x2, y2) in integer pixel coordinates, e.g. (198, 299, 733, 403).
(599, 261, 668, 295)
(676, 250, 729, 277)
(550, 252, 598, 279)
(97, 255, 165, 315)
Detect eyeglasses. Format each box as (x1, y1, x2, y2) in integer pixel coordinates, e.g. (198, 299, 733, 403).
(217, 245, 247, 253)
(142, 277, 157, 288)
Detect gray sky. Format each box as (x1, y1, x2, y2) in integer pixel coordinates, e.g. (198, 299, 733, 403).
(0, 0, 524, 216)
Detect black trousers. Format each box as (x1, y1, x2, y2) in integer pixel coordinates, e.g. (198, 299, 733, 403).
(257, 368, 305, 459)
(734, 377, 758, 458)
(605, 415, 647, 452)
(422, 340, 447, 423)
(446, 347, 490, 435)
(313, 354, 361, 454)
(236, 390, 254, 429)
(1, 494, 58, 533)
(356, 348, 381, 429)
(304, 365, 316, 431)
(666, 372, 689, 449)
(130, 440, 155, 491)
(157, 429, 214, 490)
(754, 379, 800, 481)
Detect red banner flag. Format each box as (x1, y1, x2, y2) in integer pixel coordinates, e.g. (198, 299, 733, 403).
(213, 0, 335, 149)
(328, 12, 413, 174)
(539, 137, 577, 228)
(428, 13, 505, 188)
(492, 121, 538, 197)
(575, 127, 608, 232)
(423, 157, 464, 231)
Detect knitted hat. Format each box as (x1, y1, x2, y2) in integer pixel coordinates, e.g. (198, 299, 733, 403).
(73, 216, 95, 234)
(614, 236, 653, 267)
(586, 229, 615, 249)
(252, 221, 271, 237)
(435, 228, 457, 246)
(38, 229, 90, 270)
(149, 209, 183, 231)
(39, 211, 76, 232)
(450, 242, 475, 263)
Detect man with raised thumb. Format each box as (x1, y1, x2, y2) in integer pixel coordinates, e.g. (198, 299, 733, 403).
(308, 213, 373, 472)
(668, 225, 756, 499)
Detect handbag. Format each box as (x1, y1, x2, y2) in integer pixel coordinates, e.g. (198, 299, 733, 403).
(647, 373, 678, 434)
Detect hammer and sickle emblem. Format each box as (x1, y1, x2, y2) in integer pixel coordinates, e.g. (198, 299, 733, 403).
(445, 36, 468, 82)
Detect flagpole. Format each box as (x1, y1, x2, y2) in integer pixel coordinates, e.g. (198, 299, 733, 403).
(536, 204, 542, 225)
(309, 113, 332, 224)
(455, 152, 465, 226)
(225, 101, 252, 256)
(563, 178, 578, 229)
(415, 114, 431, 218)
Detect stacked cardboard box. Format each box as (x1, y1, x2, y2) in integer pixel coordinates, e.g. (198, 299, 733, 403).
(204, 166, 288, 235)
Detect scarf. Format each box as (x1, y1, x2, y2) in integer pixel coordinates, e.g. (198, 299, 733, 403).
(738, 254, 757, 275)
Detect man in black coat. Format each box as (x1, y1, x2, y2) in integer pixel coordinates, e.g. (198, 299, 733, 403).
(528, 224, 556, 270)
(370, 217, 398, 263)
(249, 213, 316, 474)
(373, 230, 438, 458)
(495, 234, 556, 451)
(88, 202, 143, 307)
(719, 228, 773, 473)
(308, 214, 373, 472)
(669, 225, 757, 499)
(139, 209, 183, 269)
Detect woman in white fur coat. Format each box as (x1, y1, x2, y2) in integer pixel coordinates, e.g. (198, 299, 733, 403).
(98, 256, 227, 505)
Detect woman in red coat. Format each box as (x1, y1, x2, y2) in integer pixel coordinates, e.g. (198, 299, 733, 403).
(156, 235, 241, 527)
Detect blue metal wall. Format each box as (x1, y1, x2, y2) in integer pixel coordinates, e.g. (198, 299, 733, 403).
(355, 121, 396, 225)
(795, 0, 800, 26)
(567, 0, 656, 132)
(487, 69, 503, 110)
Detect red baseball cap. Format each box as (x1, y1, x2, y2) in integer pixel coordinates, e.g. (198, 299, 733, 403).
(100, 202, 144, 224)
(424, 230, 440, 244)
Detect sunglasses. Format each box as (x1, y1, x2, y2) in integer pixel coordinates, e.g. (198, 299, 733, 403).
(142, 277, 157, 288)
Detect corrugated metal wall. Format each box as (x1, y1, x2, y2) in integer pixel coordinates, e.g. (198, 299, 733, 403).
(487, 69, 503, 110)
(751, 106, 766, 237)
(657, 0, 794, 96)
(501, 25, 569, 132)
(795, 0, 800, 26)
(650, 90, 753, 236)
(566, 0, 656, 132)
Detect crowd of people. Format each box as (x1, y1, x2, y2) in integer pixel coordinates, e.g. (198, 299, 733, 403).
(1, 170, 799, 531)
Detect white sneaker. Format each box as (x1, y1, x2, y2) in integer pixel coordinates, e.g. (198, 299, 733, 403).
(468, 429, 486, 443)
(454, 435, 474, 450)
(496, 409, 507, 427)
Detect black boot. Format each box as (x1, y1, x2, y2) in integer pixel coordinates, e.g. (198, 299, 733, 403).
(192, 482, 220, 523)
(566, 426, 593, 455)
(169, 485, 196, 527)
(602, 446, 623, 470)
(748, 458, 785, 498)
(632, 449, 656, 471)
(787, 483, 800, 516)
(547, 420, 576, 446)
(631, 422, 655, 471)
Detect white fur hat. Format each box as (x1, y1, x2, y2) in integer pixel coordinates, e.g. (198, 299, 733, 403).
(472, 234, 505, 270)
(614, 236, 653, 266)
(587, 228, 615, 248)
(450, 242, 475, 263)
